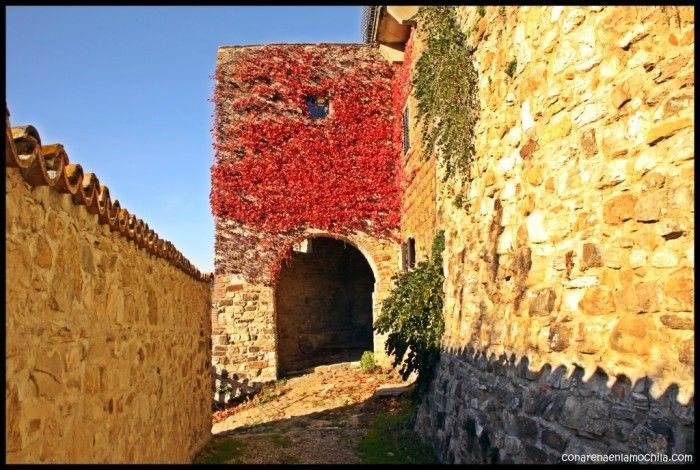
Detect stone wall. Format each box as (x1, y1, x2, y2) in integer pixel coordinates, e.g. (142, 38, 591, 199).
(5, 119, 212, 463)
(408, 5, 694, 463)
(400, 93, 437, 263)
(416, 349, 694, 464)
(211, 273, 277, 381)
(211, 230, 400, 380)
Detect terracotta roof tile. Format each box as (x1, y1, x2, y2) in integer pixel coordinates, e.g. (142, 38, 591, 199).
(6, 106, 210, 282)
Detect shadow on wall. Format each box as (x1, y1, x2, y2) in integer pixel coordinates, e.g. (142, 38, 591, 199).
(416, 345, 695, 464)
(212, 366, 264, 411)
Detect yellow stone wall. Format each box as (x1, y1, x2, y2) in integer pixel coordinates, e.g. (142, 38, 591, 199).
(400, 106, 437, 263)
(408, 6, 694, 403)
(399, 33, 438, 263)
(5, 168, 212, 463)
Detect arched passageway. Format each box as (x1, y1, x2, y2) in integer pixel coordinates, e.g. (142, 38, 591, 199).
(275, 237, 375, 376)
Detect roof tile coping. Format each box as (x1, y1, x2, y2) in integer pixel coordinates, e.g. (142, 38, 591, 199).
(5, 106, 211, 283)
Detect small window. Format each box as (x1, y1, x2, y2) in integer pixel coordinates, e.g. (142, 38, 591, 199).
(408, 237, 415, 269)
(402, 106, 410, 153)
(401, 237, 416, 272)
(401, 241, 407, 271)
(306, 95, 329, 119)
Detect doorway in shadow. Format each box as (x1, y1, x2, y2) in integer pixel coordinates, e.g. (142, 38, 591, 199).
(275, 237, 375, 376)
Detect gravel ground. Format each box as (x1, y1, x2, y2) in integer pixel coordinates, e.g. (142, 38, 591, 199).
(205, 363, 411, 464)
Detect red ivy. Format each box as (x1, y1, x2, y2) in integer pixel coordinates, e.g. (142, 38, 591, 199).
(392, 27, 414, 160)
(210, 45, 404, 284)
(391, 27, 416, 190)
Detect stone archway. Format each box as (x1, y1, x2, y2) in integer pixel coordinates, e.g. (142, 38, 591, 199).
(211, 230, 399, 382)
(274, 236, 375, 375)
(271, 230, 400, 376)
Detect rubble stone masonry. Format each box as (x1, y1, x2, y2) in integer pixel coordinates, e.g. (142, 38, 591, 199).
(411, 6, 694, 463)
(5, 166, 212, 462)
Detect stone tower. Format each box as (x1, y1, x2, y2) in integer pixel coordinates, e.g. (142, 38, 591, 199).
(210, 44, 402, 380)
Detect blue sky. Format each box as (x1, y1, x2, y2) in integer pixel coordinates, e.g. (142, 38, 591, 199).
(6, 6, 363, 272)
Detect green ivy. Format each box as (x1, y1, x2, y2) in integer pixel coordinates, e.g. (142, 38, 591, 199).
(374, 231, 445, 395)
(360, 350, 377, 373)
(412, 6, 479, 182)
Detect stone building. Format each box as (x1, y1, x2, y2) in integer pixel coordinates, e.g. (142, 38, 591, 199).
(210, 43, 402, 380)
(364, 5, 694, 465)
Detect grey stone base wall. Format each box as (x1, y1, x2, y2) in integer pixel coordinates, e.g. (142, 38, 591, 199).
(415, 347, 694, 464)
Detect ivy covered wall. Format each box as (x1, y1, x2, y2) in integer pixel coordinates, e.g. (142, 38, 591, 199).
(211, 44, 402, 285)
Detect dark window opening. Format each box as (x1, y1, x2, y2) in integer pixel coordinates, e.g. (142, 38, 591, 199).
(306, 95, 329, 119)
(402, 106, 410, 153)
(401, 237, 416, 272)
